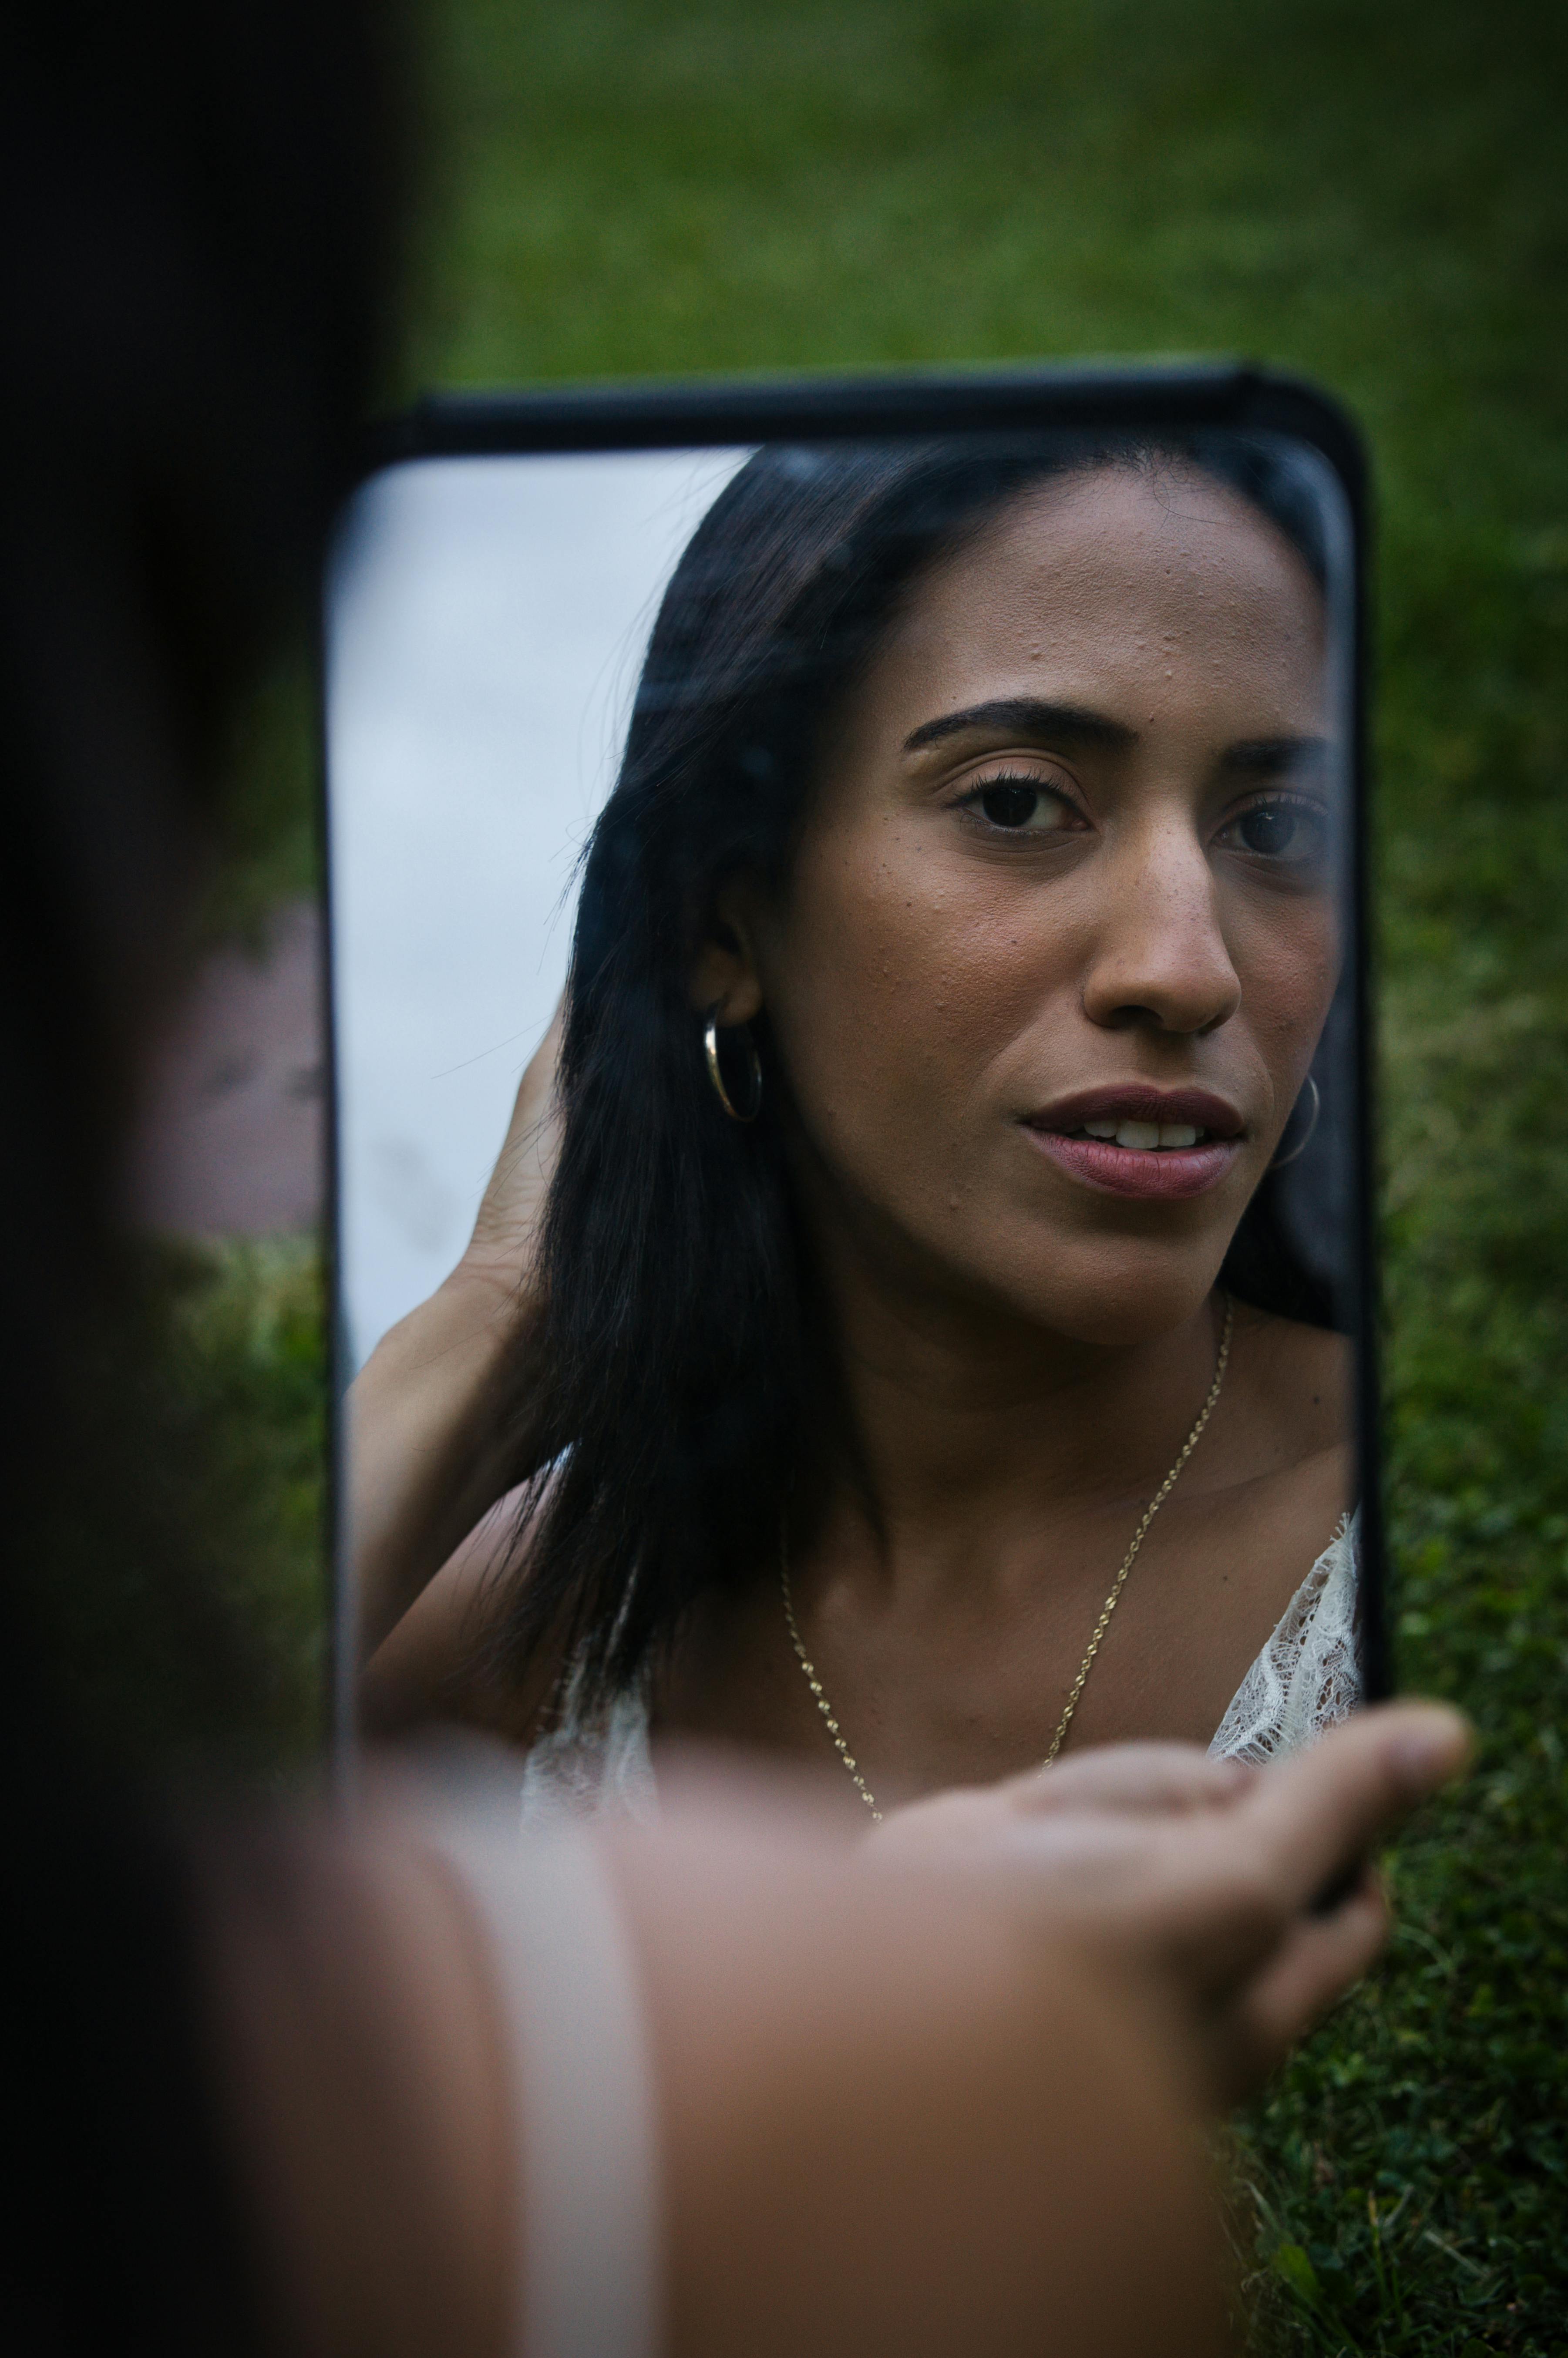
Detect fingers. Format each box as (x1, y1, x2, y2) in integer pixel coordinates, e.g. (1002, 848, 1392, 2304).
(1160, 1705, 1467, 2104)
(1234, 1702, 1470, 1916)
(503, 996, 566, 1142)
(466, 999, 568, 1279)
(871, 1745, 1252, 1864)
(1220, 1872, 1390, 2101)
(1003, 1744, 1255, 1821)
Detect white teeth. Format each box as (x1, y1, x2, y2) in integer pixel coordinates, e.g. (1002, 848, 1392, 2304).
(1077, 1118, 1209, 1150)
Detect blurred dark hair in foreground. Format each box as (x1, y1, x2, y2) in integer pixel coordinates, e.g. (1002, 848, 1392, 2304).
(1, 0, 404, 1771)
(0, 5, 403, 2344)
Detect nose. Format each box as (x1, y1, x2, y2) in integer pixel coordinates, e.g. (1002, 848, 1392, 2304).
(1080, 827, 1242, 1037)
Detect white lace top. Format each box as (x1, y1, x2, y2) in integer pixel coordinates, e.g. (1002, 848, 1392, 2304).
(520, 1513, 1362, 1825)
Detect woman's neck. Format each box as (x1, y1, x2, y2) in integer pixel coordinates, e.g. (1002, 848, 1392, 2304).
(808, 1211, 1227, 1574)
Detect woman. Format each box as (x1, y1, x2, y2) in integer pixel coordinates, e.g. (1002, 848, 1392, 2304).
(358, 431, 1361, 1816)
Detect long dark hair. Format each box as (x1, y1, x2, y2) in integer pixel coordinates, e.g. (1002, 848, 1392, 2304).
(492, 431, 1339, 1712)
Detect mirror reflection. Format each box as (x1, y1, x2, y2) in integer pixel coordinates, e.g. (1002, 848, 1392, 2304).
(330, 426, 1363, 1820)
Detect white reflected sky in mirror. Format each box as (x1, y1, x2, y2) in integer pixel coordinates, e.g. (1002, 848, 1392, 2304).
(327, 449, 749, 1369)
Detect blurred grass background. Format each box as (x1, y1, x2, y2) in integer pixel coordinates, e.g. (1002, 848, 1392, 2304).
(168, 1, 1566, 2349)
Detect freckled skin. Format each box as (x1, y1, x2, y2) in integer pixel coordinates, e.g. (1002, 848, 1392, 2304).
(665, 464, 1355, 1796)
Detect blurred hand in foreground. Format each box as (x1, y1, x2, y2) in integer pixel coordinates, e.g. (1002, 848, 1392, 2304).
(209, 1698, 1468, 2358)
(868, 1699, 1472, 2109)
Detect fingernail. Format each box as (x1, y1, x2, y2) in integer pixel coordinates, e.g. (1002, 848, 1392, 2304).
(1393, 1709, 1472, 1796)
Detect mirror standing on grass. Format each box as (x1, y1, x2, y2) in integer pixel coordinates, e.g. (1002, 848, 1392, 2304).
(330, 390, 1375, 1827)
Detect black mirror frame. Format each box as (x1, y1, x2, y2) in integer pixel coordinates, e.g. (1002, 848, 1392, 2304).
(321, 360, 1385, 1763)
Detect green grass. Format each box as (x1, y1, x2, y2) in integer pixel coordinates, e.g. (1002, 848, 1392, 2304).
(169, 1, 1565, 2345)
(197, 657, 323, 949)
(82, 1240, 333, 1780)
(161, 1238, 333, 1770)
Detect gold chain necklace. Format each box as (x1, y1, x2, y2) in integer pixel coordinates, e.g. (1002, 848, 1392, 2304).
(781, 1295, 1235, 1823)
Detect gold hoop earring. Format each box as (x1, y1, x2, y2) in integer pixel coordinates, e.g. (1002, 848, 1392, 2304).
(1270, 1075, 1320, 1171)
(704, 1011, 763, 1123)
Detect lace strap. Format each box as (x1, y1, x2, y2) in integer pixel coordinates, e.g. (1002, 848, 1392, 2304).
(1208, 1513, 1362, 1766)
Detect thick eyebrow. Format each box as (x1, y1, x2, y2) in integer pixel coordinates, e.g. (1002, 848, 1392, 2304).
(902, 696, 1139, 755)
(1220, 735, 1332, 779)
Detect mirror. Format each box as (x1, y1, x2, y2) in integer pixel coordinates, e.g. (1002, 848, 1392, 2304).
(327, 370, 1382, 1818)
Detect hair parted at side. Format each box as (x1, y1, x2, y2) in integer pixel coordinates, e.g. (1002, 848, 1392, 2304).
(487, 431, 1337, 1716)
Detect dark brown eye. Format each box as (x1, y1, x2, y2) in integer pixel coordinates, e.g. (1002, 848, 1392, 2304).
(979, 781, 1042, 829)
(1239, 803, 1297, 855)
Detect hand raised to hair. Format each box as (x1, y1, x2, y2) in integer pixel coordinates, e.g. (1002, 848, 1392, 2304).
(461, 994, 566, 1308)
(350, 996, 565, 1665)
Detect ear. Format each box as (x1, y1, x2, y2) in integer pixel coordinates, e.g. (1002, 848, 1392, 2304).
(687, 878, 765, 1024)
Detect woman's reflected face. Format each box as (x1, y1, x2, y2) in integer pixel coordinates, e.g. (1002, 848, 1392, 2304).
(753, 461, 1338, 1343)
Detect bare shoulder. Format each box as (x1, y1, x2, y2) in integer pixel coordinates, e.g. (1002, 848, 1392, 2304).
(1226, 1302, 1354, 1471)
(1194, 1303, 1356, 1618)
(360, 1483, 567, 1748)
